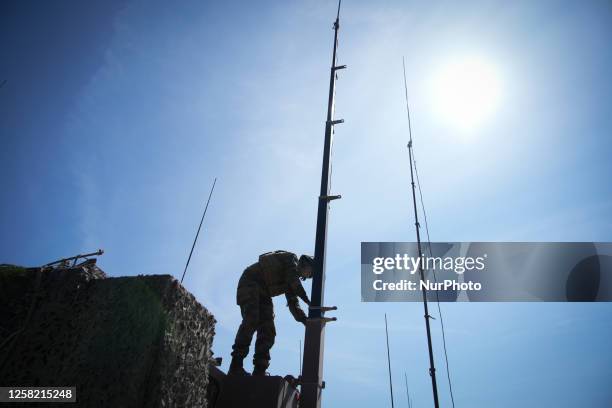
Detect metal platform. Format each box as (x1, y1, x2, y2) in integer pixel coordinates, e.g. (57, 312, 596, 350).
(208, 364, 299, 408)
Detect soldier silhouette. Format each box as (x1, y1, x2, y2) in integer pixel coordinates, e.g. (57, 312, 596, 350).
(229, 251, 313, 376)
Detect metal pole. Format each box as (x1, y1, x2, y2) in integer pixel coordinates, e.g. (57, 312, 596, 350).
(301, 1, 345, 407)
(385, 314, 395, 408)
(180, 177, 217, 284)
(403, 57, 440, 408)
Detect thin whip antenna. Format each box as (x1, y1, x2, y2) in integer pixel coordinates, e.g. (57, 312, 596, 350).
(402, 54, 457, 408)
(180, 177, 217, 284)
(402, 58, 414, 146)
(299, 339, 302, 376)
(385, 314, 395, 408)
(402, 56, 440, 408)
(404, 372, 412, 408)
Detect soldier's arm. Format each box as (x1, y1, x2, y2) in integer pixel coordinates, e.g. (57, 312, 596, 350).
(285, 254, 311, 305)
(289, 278, 310, 305)
(285, 293, 307, 323)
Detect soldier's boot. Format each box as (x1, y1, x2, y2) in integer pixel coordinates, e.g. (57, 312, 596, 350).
(228, 356, 250, 376)
(252, 360, 269, 376)
(252, 366, 269, 376)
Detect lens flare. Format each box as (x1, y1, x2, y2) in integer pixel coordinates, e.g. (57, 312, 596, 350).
(430, 56, 502, 132)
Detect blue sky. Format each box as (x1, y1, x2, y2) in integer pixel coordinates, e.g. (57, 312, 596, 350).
(2, 1, 612, 407)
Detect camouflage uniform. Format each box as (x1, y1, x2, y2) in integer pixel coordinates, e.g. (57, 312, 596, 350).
(231, 251, 310, 371)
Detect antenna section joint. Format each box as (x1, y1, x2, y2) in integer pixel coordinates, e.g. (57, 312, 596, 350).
(309, 305, 338, 312)
(306, 316, 337, 325)
(320, 195, 342, 201)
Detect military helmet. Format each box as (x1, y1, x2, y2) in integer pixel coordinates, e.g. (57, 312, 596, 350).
(298, 255, 314, 280)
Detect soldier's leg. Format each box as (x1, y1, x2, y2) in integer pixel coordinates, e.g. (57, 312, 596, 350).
(231, 304, 259, 357)
(253, 296, 275, 375)
(230, 283, 259, 374)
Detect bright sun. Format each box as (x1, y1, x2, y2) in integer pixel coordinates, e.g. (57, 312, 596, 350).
(430, 56, 502, 131)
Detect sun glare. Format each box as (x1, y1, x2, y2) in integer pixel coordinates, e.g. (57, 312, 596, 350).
(430, 56, 502, 132)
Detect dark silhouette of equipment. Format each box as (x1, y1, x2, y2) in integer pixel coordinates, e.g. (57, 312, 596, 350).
(207, 362, 299, 408)
(43, 249, 104, 269)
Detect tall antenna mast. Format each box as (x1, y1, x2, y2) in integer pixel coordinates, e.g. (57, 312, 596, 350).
(301, 1, 345, 407)
(403, 57, 440, 408)
(385, 314, 396, 408)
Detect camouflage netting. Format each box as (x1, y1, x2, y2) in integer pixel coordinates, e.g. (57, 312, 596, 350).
(0, 264, 216, 408)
